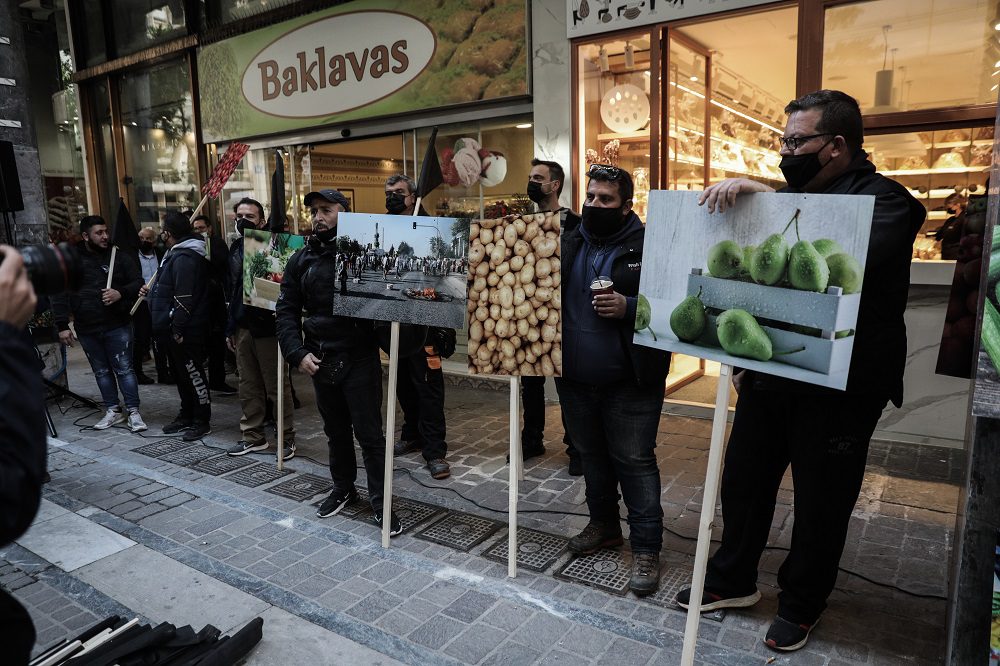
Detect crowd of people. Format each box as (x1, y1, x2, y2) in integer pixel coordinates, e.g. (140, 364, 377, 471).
(33, 89, 923, 653)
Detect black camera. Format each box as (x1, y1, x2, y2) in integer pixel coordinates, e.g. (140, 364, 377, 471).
(3, 243, 84, 295)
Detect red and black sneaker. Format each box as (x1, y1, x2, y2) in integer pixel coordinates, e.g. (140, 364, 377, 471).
(764, 615, 819, 652)
(675, 586, 762, 612)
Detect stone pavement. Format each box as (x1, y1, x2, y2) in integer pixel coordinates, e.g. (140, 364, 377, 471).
(3, 347, 958, 664)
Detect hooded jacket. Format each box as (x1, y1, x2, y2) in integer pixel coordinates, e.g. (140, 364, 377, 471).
(51, 240, 142, 336)
(562, 210, 671, 388)
(149, 236, 212, 339)
(275, 236, 377, 367)
(755, 150, 925, 407)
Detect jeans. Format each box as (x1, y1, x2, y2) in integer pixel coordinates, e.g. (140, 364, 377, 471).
(77, 324, 140, 410)
(396, 347, 447, 461)
(311, 355, 386, 509)
(555, 377, 665, 552)
(705, 382, 886, 624)
(166, 337, 211, 424)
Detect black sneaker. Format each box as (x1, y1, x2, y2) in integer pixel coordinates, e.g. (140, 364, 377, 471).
(675, 586, 762, 612)
(227, 440, 268, 456)
(281, 441, 296, 461)
(182, 422, 211, 442)
(765, 615, 818, 652)
(427, 458, 450, 479)
(630, 552, 660, 597)
(316, 487, 359, 518)
(506, 444, 545, 463)
(162, 417, 193, 434)
(567, 456, 583, 476)
(372, 510, 403, 537)
(211, 383, 238, 396)
(394, 438, 422, 455)
(568, 520, 624, 555)
(136, 373, 155, 385)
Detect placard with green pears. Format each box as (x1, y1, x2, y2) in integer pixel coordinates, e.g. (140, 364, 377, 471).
(635, 190, 874, 390)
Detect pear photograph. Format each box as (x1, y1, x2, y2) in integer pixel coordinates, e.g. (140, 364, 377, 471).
(634, 190, 875, 390)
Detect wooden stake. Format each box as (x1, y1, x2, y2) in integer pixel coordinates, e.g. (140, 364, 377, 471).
(276, 340, 284, 471)
(508, 375, 521, 578)
(681, 363, 733, 666)
(105, 246, 117, 290)
(382, 321, 401, 548)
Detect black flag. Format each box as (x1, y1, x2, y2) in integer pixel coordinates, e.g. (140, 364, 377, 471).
(416, 127, 443, 198)
(113, 198, 140, 271)
(268, 149, 286, 233)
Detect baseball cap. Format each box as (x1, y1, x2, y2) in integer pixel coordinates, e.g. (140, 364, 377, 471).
(304, 189, 351, 211)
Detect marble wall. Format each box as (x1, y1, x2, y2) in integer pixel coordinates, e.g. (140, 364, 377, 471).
(531, 0, 573, 211)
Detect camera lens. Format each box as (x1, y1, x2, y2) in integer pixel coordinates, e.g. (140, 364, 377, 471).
(20, 242, 83, 295)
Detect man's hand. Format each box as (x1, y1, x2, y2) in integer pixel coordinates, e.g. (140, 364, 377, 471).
(593, 292, 627, 319)
(732, 369, 746, 394)
(298, 353, 321, 377)
(226, 336, 237, 353)
(172, 332, 184, 344)
(101, 288, 121, 305)
(0, 245, 37, 328)
(58, 329, 76, 347)
(698, 178, 774, 213)
(138, 284, 149, 298)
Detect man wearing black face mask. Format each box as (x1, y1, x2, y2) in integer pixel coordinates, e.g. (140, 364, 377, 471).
(677, 90, 925, 652)
(556, 164, 671, 597)
(134, 225, 170, 384)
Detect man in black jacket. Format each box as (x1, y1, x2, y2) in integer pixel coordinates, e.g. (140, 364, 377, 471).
(0, 245, 45, 664)
(385, 174, 452, 480)
(52, 215, 146, 432)
(676, 90, 925, 652)
(277, 189, 401, 537)
(557, 165, 671, 597)
(192, 214, 237, 396)
(224, 198, 295, 460)
(145, 212, 212, 441)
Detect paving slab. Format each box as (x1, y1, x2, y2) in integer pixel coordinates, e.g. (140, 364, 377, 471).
(16, 511, 136, 571)
(31, 499, 72, 525)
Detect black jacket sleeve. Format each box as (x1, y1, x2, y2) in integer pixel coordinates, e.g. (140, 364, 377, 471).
(50, 292, 71, 332)
(170, 251, 206, 338)
(0, 322, 46, 546)
(112, 251, 143, 307)
(275, 250, 309, 367)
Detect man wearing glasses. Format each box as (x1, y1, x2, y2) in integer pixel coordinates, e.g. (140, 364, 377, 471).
(676, 90, 925, 652)
(556, 163, 671, 597)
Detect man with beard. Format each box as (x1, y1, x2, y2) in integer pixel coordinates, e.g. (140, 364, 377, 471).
(145, 212, 212, 441)
(52, 215, 146, 432)
(133, 225, 171, 384)
(556, 165, 670, 597)
(277, 189, 400, 536)
(192, 214, 237, 396)
(385, 174, 453, 480)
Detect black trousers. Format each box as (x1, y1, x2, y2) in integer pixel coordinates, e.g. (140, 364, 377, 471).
(396, 347, 447, 461)
(312, 356, 386, 509)
(0, 587, 34, 665)
(207, 284, 228, 388)
(166, 337, 211, 425)
(705, 381, 886, 624)
(133, 301, 171, 379)
(521, 376, 577, 457)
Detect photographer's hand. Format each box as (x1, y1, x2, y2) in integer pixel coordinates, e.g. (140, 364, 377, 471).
(0, 245, 37, 328)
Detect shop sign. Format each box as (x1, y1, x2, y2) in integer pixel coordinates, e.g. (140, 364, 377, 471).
(567, 0, 780, 38)
(198, 0, 528, 143)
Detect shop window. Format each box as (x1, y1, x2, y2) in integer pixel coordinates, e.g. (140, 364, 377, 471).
(108, 0, 188, 58)
(576, 33, 654, 219)
(824, 0, 997, 113)
(71, 0, 108, 69)
(119, 59, 198, 225)
(87, 79, 120, 220)
(204, 0, 299, 27)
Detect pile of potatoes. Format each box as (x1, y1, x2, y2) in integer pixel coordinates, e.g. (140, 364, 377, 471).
(467, 211, 562, 376)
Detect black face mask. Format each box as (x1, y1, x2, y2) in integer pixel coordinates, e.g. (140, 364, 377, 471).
(779, 138, 834, 189)
(313, 226, 336, 244)
(235, 217, 254, 235)
(139, 241, 154, 253)
(386, 192, 408, 215)
(581, 205, 624, 238)
(526, 181, 547, 204)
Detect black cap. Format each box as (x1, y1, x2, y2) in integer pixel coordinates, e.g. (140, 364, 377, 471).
(304, 189, 351, 211)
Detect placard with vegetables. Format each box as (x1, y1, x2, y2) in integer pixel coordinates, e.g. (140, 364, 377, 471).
(634, 190, 874, 390)
(971, 183, 1000, 417)
(242, 228, 306, 311)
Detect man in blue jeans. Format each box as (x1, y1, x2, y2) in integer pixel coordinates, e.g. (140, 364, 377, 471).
(52, 215, 146, 432)
(556, 165, 671, 596)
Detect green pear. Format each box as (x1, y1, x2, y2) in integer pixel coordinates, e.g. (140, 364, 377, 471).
(670, 290, 707, 342)
(812, 238, 844, 258)
(749, 233, 788, 285)
(634, 294, 657, 340)
(707, 240, 743, 278)
(716, 309, 773, 361)
(738, 245, 755, 278)
(788, 240, 830, 292)
(826, 253, 863, 294)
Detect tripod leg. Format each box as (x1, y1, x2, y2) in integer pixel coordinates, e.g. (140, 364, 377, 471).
(44, 403, 57, 438)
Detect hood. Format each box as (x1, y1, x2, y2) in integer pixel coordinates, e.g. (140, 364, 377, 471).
(579, 210, 643, 246)
(163, 236, 208, 265)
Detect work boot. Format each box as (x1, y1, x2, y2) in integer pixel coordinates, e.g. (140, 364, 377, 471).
(568, 520, 624, 555)
(630, 551, 661, 597)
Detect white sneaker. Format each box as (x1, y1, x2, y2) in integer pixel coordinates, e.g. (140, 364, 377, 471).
(127, 409, 147, 433)
(94, 409, 125, 430)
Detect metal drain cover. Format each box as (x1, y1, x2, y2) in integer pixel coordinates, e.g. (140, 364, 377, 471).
(414, 511, 501, 552)
(133, 439, 194, 459)
(158, 446, 216, 467)
(555, 549, 630, 596)
(483, 527, 568, 572)
(265, 473, 334, 501)
(187, 454, 255, 476)
(394, 497, 445, 531)
(643, 566, 725, 622)
(225, 462, 293, 487)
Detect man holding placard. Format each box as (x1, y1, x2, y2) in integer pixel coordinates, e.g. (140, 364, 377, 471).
(676, 90, 925, 651)
(277, 189, 401, 536)
(556, 165, 671, 596)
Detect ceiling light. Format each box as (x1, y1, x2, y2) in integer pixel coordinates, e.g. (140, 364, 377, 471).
(624, 42, 635, 69)
(515, 123, 532, 129)
(598, 47, 610, 73)
(995, 21, 1000, 30)
(690, 76, 698, 82)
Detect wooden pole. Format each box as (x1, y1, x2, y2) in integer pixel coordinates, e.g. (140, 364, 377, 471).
(681, 363, 733, 666)
(508, 375, 521, 577)
(382, 321, 401, 548)
(105, 246, 117, 290)
(276, 340, 284, 471)
(130, 271, 157, 316)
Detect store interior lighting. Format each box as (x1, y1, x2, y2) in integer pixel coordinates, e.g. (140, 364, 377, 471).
(624, 42, 635, 69)
(598, 46, 610, 72)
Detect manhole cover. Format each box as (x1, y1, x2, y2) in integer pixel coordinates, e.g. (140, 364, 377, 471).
(133, 439, 194, 459)
(483, 527, 569, 572)
(414, 511, 501, 552)
(394, 497, 445, 531)
(555, 549, 630, 596)
(187, 454, 255, 476)
(226, 462, 293, 487)
(158, 446, 215, 467)
(265, 473, 334, 501)
(643, 565, 725, 622)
